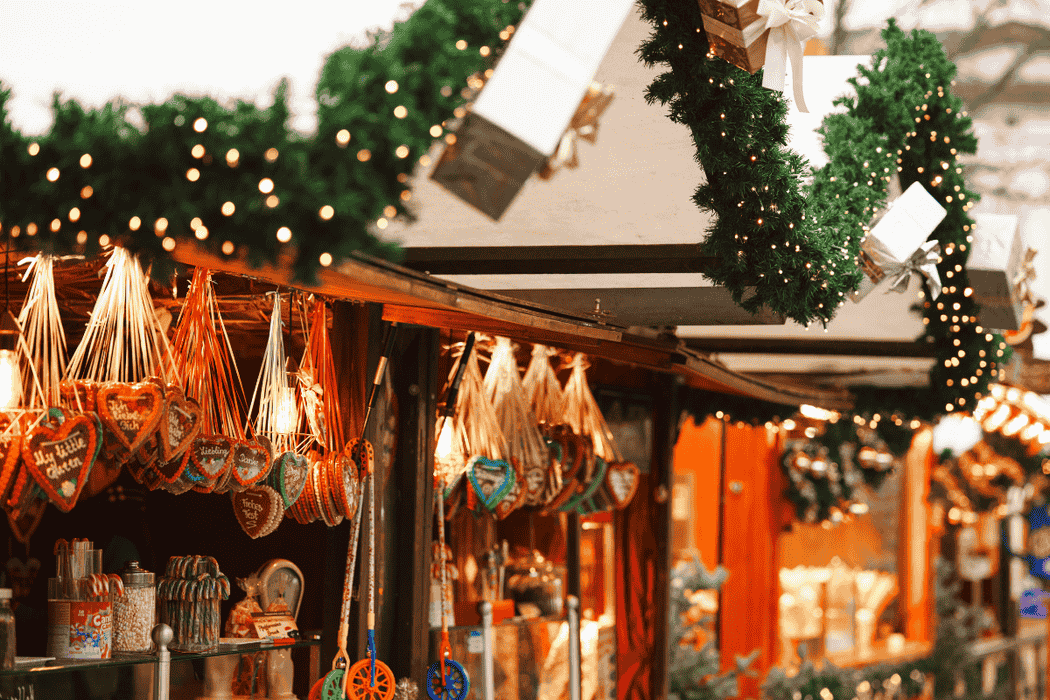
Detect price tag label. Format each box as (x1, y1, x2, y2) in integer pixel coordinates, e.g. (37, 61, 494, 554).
(467, 630, 483, 654)
(251, 611, 298, 639)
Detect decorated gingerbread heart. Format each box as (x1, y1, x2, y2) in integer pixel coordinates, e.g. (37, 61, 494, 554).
(160, 387, 203, 463)
(494, 458, 528, 520)
(189, 435, 235, 482)
(21, 412, 99, 512)
(266, 451, 308, 509)
(466, 456, 515, 513)
(231, 439, 272, 489)
(96, 381, 164, 453)
(5, 491, 47, 545)
(232, 485, 284, 539)
(605, 461, 640, 509)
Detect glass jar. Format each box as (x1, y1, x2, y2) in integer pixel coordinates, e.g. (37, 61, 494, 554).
(113, 561, 155, 653)
(0, 588, 14, 669)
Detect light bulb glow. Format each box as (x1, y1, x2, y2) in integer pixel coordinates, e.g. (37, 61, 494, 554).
(436, 419, 454, 460)
(274, 387, 297, 434)
(0, 350, 21, 409)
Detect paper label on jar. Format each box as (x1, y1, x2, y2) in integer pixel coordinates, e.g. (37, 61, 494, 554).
(48, 601, 112, 659)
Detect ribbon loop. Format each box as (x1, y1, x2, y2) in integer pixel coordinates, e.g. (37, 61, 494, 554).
(539, 83, 615, 180)
(756, 0, 824, 113)
(883, 239, 943, 299)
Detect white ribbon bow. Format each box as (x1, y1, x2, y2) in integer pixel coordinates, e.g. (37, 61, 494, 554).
(757, 0, 825, 113)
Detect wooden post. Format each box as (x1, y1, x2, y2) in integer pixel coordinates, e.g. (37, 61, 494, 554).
(386, 324, 440, 682)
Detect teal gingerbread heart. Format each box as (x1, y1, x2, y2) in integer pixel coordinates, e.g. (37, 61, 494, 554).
(466, 456, 514, 512)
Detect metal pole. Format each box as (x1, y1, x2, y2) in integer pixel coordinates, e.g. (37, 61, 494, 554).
(567, 595, 581, 700)
(479, 601, 495, 700)
(152, 623, 173, 700)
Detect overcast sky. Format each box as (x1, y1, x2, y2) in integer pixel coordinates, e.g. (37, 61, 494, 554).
(0, 1, 412, 135)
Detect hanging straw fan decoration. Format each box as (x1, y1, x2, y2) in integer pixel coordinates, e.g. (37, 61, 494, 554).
(166, 268, 253, 495)
(1, 255, 62, 542)
(249, 292, 309, 513)
(483, 337, 547, 517)
(521, 345, 568, 509)
(435, 337, 512, 517)
(287, 298, 356, 528)
(559, 353, 639, 513)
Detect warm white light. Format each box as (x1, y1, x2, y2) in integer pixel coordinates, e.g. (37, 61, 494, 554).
(799, 404, 837, 421)
(781, 419, 796, 431)
(1002, 413, 1030, 437)
(982, 404, 1011, 433)
(274, 387, 297, 434)
(436, 419, 454, 460)
(0, 350, 21, 410)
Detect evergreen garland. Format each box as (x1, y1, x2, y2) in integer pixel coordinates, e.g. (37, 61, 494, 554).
(637, 7, 1007, 414)
(0, 0, 529, 280)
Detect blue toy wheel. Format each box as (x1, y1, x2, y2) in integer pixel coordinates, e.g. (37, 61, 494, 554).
(426, 658, 470, 700)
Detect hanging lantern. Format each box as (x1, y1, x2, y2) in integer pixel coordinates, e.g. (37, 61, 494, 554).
(0, 311, 23, 410)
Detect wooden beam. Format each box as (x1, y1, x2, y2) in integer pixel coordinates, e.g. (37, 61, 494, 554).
(684, 337, 938, 357)
(169, 244, 623, 343)
(494, 287, 783, 326)
(400, 244, 714, 275)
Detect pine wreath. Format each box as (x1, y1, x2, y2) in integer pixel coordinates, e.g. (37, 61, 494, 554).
(638, 8, 1007, 413)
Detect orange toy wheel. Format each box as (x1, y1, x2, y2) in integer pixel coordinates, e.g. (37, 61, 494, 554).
(344, 658, 395, 700)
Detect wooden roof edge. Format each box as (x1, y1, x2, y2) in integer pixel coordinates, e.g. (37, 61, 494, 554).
(675, 349, 856, 411)
(169, 244, 623, 343)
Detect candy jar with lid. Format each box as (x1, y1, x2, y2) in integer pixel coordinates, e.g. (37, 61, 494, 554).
(113, 561, 155, 652)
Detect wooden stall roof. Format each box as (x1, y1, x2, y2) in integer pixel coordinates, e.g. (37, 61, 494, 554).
(168, 245, 853, 411)
(0, 247, 850, 410)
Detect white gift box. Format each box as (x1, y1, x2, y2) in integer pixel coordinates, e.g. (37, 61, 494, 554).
(431, 0, 634, 220)
(852, 181, 947, 301)
(967, 212, 1025, 330)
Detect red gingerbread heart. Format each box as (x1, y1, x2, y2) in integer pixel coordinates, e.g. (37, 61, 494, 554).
(160, 387, 203, 464)
(189, 435, 235, 481)
(96, 382, 164, 453)
(21, 413, 99, 512)
(232, 486, 283, 539)
(232, 440, 272, 488)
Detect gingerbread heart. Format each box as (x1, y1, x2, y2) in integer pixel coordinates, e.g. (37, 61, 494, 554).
(22, 413, 99, 512)
(59, 379, 98, 412)
(189, 435, 235, 481)
(268, 451, 308, 509)
(0, 429, 23, 504)
(156, 448, 189, 484)
(564, 456, 608, 514)
(160, 387, 203, 463)
(232, 485, 283, 539)
(232, 440, 272, 488)
(605, 461, 640, 509)
(494, 458, 527, 520)
(466, 456, 515, 512)
(96, 382, 164, 453)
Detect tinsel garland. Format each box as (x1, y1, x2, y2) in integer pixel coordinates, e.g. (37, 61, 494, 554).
(638, 9, 1007, 413)
(0, 0, 529, 280)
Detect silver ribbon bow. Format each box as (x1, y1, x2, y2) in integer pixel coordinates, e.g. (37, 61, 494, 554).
(884, 239, 943, 299)
(756, 0, 825, 113)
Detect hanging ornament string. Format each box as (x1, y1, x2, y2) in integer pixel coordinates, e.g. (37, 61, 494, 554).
(561, 353, 622, 464)
(170, 269, 246, 438)
(16, 255, 66, 410)
(66, 247, 178, 385)
(522, 344, 565, 428)
(299, 298, 344, 454)
(248, 292, 304, 455)
(484, 337, 549, 507)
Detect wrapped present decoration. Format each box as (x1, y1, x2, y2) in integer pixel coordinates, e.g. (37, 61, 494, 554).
(431, 0, 635, 219)
(967, 213, 1034, 331)
(851, 180, 947, 302)
(698, 0, 825, 111)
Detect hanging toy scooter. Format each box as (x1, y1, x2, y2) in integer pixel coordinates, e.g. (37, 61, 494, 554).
(426, 334, 474, 700)
(310, 324, 398, 700)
